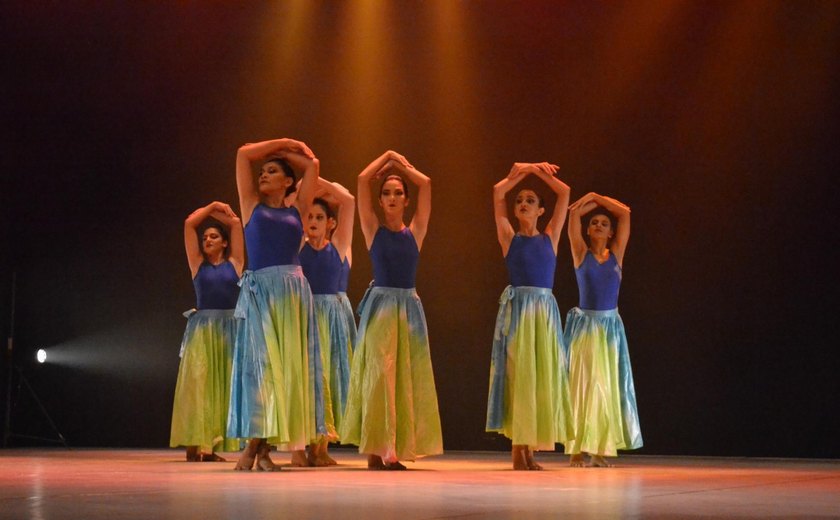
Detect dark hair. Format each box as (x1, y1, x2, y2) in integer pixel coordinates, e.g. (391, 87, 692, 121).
(200, 222, 231, 259)
(264, 158, 297, 195)
(515, 188, 544, 209)
(582, 206, 617, 242)
(379, 174, 409, 200)
(311, 197, 335, 220)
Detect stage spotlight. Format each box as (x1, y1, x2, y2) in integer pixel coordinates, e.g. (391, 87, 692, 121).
(36, 349, 47, 364)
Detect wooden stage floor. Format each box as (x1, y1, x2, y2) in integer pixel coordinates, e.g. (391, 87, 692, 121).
(1, 448, 838, 519)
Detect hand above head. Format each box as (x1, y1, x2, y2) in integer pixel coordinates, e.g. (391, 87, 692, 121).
(385, 150, 412, 169)
(281, 138, 315, 159)
(374, 159, 397, 179)
(210, 201, 237, 218)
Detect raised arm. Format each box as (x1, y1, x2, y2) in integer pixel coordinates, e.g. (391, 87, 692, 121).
(357, 151, 395, 249)
(568, 192, 631, 266)
(282, 150, 320, 221)
(184, 201, 237, 278)
(493, 164, 529, 256)
(567, 194, 598, 268)
(235, 138, 315, 225)
(390, 155, 431, 251)
(317, 179, 355, 262)
(532, 163, 570, 254)
(592, 194, 631, 265)
(209, 209, 245, 276)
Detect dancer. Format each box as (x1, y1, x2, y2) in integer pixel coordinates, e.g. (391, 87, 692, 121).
(565, 192, 642, 467)
(486, 162, 575, 470)
(227, 138, 324, 470)
(341, 150, 443, 470)
(170, 201, 243, 462)
(300, 179, 355, 465)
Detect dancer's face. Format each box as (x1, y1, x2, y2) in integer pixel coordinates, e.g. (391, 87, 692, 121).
(258, 161, 292, 196)
(587, 214, 613, 240)
(379, 178, 409, 216)
(514, 189, 544, 223)
(202, 227, 228, 258)
(306, 204, 335, 242)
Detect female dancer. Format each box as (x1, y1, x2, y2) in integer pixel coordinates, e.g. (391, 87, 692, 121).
(227, 138, 324, 470)
(565, 192, 642, 467)
(300, 179, 355, 465)
(170, 201, 243, 462)
(341, 150, 443, 470)
(486, 162, 575, 470)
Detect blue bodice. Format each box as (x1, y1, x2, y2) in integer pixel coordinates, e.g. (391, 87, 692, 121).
(370, 227, 418, 289)
(244, 204, 303, 269)
(193, 260, 240, 310)
(576, 251, 621, 310)
(505, 234, 556, 289)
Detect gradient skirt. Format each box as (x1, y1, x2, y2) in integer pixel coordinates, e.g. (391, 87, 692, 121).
(563, 307, 642, 456)
(170, 309, 240, 453)
(486, 286, 574, 450)
(226, 265, 325, 450)
(313, 294, 354, 438)
(340, 287, 443, 462)
(337, 291, 357, 353)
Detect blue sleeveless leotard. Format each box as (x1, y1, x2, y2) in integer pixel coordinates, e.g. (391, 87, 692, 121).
(370, 227, 418, 288)
(575, 251, 621, 310)
(300, 242, 342, 295)
(505, 233, 555, 288)
(244, 204, 303, 269)
(193, 260, 240, 310)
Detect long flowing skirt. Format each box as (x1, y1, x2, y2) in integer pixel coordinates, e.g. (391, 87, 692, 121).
(337, 291, 357, 353)
(170, 309, 240, 453)
(340, 287, 443, 462)
(313, 294, 353, 438)
(486, 286, 574, 450)
(226, 265, 325, 450)
(563, 307, 642, 456)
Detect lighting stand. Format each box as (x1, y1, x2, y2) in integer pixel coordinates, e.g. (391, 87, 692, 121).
(2, 272, 69, 448)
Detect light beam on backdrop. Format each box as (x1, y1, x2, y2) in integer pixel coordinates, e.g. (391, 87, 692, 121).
(3, 273, 68, 448)
(332, 0, 393, 153)
(236, 1, 315, 133)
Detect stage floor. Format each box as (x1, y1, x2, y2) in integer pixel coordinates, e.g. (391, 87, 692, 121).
(1, 449, 838, 519)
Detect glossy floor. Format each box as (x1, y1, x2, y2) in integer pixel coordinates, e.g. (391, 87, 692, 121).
(1, 449, 838, 519)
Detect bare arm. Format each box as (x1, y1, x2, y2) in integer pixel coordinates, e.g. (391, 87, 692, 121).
(318, 179, 355, 262)
(209, 210, 244, 276)
(389, 155, 431, 251)
(235, 138, 315, 225)
(568, 192, 631, 266)
(184, 202, 237, 278)
(592, 193, 631, 266)
(283, 151, 320, 222)
(532, 163, 570, 254)
(493, 163, 532, 257)
(357, 151, 395, 249)
(567, 195, 598, 268)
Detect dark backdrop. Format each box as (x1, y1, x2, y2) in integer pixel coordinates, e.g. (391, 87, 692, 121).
(2, 1, 838, 457)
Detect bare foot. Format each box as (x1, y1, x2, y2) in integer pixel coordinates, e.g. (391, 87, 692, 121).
(590, 455, 614, 468)
(512, 445, 529, 470)
(185, 446, 200, 462)
(290, 449, 311, 467)
(200, 452, 227, 462)
(367, 454, 386, 470)
(525, 449, 543, 471)
(255, 441, 280, 471)
(319, 452, 338, 466)
(384, 461, 406, 471)
(234, 439, 260, 471)
(569, 454, 586, 468)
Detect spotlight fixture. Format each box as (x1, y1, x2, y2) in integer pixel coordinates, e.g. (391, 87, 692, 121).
(36, 349, 47, 364)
